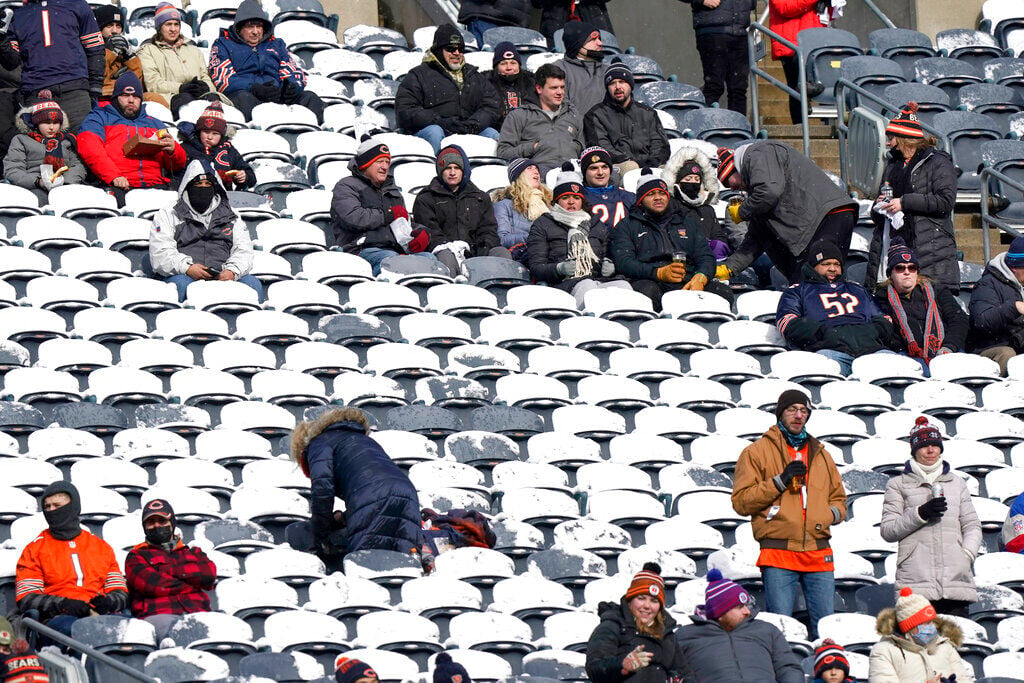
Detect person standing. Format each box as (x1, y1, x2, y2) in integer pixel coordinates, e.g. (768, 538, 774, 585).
(676, 0, 755, 113)
(457, 0, 531, 48)
(731, 389, 847, 639)
(553, 21, 607, 118)
(535, 0, 614, 44)
(768, 0, 826, 124)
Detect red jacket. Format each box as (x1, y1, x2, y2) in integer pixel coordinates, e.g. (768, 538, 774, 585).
(768, 0, 825, 59)
(77, 102, 186, 186)
(124, 540, 216, 618)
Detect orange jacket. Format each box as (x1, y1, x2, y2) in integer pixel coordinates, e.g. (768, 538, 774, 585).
(16, 529, 126, 605)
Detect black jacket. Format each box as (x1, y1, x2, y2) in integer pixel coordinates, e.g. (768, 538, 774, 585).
(177, 122, 256, 190)
(395, 54, 501, 135)
(875, 282, 969, 354)
(677, 0, 756, 36)
(586, 600, 685, 683)
(611, 202, 716, 284)
(866, 147, 960, 293)
(527, 210, 614, 291)
(489, 70, 538, 126)
(330, 157, 407, 252)
(412, 148, 501, 256)
(458, 0, 531, 26)
(968, 253, 1024, 352)
(584, 96, 670, 168)
(675, 613, 804, 683)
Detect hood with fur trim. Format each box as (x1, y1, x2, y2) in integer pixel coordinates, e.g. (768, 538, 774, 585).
(290, 407, 372, 472)
(15, 103, 72, 135)
(875, 607, 963, 648)
(663, 140, 719, 207)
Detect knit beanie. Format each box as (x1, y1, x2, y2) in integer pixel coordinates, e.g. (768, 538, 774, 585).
(716, 147, 737, 182)
(196, 101, 227, 136)
(604, 63, 635, 89)
(775, 389, 812, 420)
(885, 238, 918, 275)
(807, 240, 844, 268)
(437, 145, 465, 173)
(895, 587, 937, 633)
(94, 5, 125, 29)
(507, 158, 536, 185)
(335, 657, 377, 683)
(886, 101, 924, 139)
(154, 2, 181, 29)
(580, 146, 612, 175)
(623, 562, 665, 606)
(0, 616, 12, 648)
(492, 41, 522, 68)
(354, 136, 390, 171)
(676, 160, 703, 183)
(433, 653, 472, 683)
(635, 168, 669, 204)
(813, 640, 850, 679)
(563, 21, 598, 58)
(1006, 235, 1024, 269)
(909, 415, 943, 455)
(701, 568, 751, 620)
(553, 178, 585, 203)
(30, 98, 63, 126)
(431, 23, 465, 56)
(113, 71, 144, 99)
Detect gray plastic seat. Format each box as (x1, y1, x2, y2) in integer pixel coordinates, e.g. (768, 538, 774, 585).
(796, 27, 864, 105)
(931, 110, 1003, 193)
(869, 27, 937, 78)
(936, 28, 1006, 71)
(982, 139, 1024, 222)
(481, 26, 548, 55)
(634, 81, 706, 110)
(318, 313, 395, 346)
(679, 108, 753, 148)
(839, 55, 906, 112)
(51, 402, 128, 435)
(883, 83, 950, 125)
(913, 57, 984, 101)
(385, 405, 463, 437)
(238, 652, 320, 683)
(270, 0, 333, 28)
(0, 401, 45, 435)
(471, 405, 545, 441)
(464, 257, 530, 292)
(956, 83, 1023, 135)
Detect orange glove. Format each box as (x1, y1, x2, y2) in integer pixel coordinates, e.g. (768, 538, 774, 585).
(656, 262, 686, 283)
(683, 273, 708, 291)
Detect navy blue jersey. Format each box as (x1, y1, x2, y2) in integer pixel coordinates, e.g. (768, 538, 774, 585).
(584, 184, 635, 227)
(10, 0, 103, 92)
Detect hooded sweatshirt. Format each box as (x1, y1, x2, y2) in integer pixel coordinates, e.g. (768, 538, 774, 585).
(208, 0, 306, 95)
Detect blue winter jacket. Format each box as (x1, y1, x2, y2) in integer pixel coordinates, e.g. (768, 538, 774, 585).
(584, 184, 635, 228)
(208, 0, 305, 96)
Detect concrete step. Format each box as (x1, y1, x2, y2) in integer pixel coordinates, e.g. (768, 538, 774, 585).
(953, 213, 982, 229)
(764, 123, 835, 139)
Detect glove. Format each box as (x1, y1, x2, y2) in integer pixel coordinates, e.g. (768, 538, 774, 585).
(555, 260, 576, 278)
(89, 594, 116, 614)
(449, 119, 475, 134)
(683, 273, 708, 291)
(918, 497, 948, 521)
(253, 81, 281, 102)
(715, 264, 731, 280)
(601, 258, 615, 277)
(61, 598, 93, 617)
(656, 262, 686, 283)
(780, 459, 807, 482)
(389, 205, 409, 221)
(107, 33, 131, 57)
(727, 201, 743, 224)
(179, 77, 209, 98)
(622, 645, 653, 673)
(280, 79, 301, 102)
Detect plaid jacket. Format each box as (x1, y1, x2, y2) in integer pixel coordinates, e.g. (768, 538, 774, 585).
(124, 541, 216, 618)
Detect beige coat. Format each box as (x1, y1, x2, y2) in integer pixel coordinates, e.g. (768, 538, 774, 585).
(868, 609, 974, 683)
(136, 38, 230, 107)
(880, 461, 982, 603)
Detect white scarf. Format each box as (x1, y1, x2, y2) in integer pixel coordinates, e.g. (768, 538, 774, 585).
(550, 204, 599, 277)
(909, 457, 943, 484)
(525, 188, 549, 221)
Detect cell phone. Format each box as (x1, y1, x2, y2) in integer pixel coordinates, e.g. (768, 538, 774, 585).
(205, 267, 221, 278)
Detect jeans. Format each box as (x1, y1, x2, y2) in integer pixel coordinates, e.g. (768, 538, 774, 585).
(816, 349, 854, 376)
(165, 273, 265, 302)
(415, 125, 500, 154)
(695, 33, 750, 114)
(761, 566, 835, 638)
(466, 19, 499, 48)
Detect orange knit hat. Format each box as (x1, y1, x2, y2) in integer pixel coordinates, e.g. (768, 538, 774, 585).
(623, 562, 665, 606)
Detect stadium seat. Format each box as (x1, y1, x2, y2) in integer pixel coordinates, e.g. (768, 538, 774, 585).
(868, 27, 938, 78)
(936, 28, 1006, 71)
(913, 57, 985, 101)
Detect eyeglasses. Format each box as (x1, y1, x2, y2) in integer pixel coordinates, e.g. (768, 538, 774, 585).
(892, 264, 918, 274)
(444, 45, 464, 54)
(783, 406, 810, 416)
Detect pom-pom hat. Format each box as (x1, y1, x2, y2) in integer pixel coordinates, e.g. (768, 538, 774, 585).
(895, 587, 937, 633)
(635, 168, 669, 204)
(909, 415, 943, 454)
(886, 101, 925, 139)
(30, 99, 63, 126)
(354, 136, 390, 171)
(716, 147, 736, 182)
(195, 101, 227, 135)
(335, 657, 377, 683)
(623, 562, 665, 606)
(701, 568, 751, 620)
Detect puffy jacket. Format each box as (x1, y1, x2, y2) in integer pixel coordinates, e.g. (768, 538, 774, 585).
(497, 100, 584, 169)
(584, 183, 635, 227)
(527, 210, 614, 290)
(555, 55, 607, 117)
(868, 609, 974, 683)
(458, 0, 531, 27)
(177, 121, 256, 190)
(490, 70, 538, 126)
(412, 146, 500, 254)
(677, 0, 756, 36)
(395, 53, 500, 135)
(875, 282, 968, 355)
(732, 425, 847, 553)
(583, 96, 670, 168)
(137, 37, 230, 106)
(4, 104, 87, 190)
(330, 157, 407, 252)
(208, 0, 306, 96)
(610, 203, 716, 284)
(586, 600, 685, 683)
(124, 539, 217, 617)
(492, 196, 538, 259)
(768, 0, 825, 59)
(866, 148, 959, 292)
(675, 612, 804, 683)
(663, 143, 736, 248)
(77, 101, 186, 186)
(880, 460, 982, 603)
(967, 252, 1024, 352)
(149, 159, 254, 276)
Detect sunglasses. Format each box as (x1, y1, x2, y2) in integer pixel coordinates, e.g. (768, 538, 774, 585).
(892, 264, 918, 273)
(444, 45, 464, 54)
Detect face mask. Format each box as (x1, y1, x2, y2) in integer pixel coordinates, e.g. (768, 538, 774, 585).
(678, 181, 701, 199)
(910, 622, 938, 646)
(144, 524, 174, 546)
(499, 72, 520, 83)
(44, 502, 81, 541)
(583, 48, 604, 60)
(187, 183, 216, 213)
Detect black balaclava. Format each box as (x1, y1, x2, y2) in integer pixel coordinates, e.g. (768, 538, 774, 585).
(41, 481, 82, 541)
(186, 175, 217, 213)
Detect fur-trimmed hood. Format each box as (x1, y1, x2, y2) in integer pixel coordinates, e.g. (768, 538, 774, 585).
(289, 407, 371, 469)
(662, 140, 719, 207)
(875, 607, 963, 649)
(15, 103, 72, 135)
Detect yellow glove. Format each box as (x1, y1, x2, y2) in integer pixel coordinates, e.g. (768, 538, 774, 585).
(683, 273, 708, 291)
(727, 201, 743, 224)
(715, 264, 731, 280)
(656, 262, 686, 283)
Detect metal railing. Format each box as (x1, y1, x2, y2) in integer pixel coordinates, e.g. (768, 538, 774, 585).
(980, 166, 1023, 261)
(748, 22, 811, 155)
(23, 618, 158, 683)
(860, 0, 896, 29)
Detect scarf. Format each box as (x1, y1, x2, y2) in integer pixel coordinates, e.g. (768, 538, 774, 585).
(525, 188, 549, 221)
(778, 419, 808, 450)
(886, 281, 944, 362)
(550, 204, 598, 277)
(155, 36, 185, 51)
(909, 457, 943, 484)
(28, 130, 67, 171)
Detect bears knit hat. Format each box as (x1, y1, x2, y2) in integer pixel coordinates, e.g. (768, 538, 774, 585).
(113, 71, 144, 99)
(507, 158, 537, 185)
(813, 639, 850, 679)
(492, 41, 522, 68)
(563, 21, 599, 58)
(909, 415, 943, 455)
(896, 587, 937, 633)
(1006, 235, 1024, 269)
(623, 562, 665, 606)
(142, 498, 175, 523)
(886, 238, 918, 275)
(354, 135, 390, 171)
(154, 2, 181, 29)
(701, 568, 751, 620)
(437, 145, 465, 173)
(30, 99, 63, 126)
(94, 5, 125, 29)
(716, 147, 737, 182)
(580, 146, 612, 174)
(775, 388, 811, 420)
(335, 657, 377, 683)
(196, 101, 227, 135)
(635, 168, 669, 204)
(886, 101, 925, 139)
(604, 62, 635, 89)
(431, 23, 465, 54)
(807, 240, 844, 267)
(434, 652, 472, 683)
(0, 616, 13, 647)
(553, 179, 585, 203)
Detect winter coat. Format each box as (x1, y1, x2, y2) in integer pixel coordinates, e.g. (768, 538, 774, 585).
(674, 612, 804, 683)
(584, 184, 635, 227)
(555, 56, 607, 118)
(723, 141, 857, 275)
(208, 0, 306, 96)
(610, 203, 716, 284)
(297, 414, 424, 554)
(137, 37, 230, 107)
(866, 148, 959, 292)
(1003, 491, 1024, 553)
(663, 143, 735, 248)
(768, 0, 825, 59)
(868, 609, 974, 683)
(4, 104, 87, 191)
(583, 96, 670, 168)
(497, 100, 585, 169)
(103, 50, 146, 98)
(458, 0, 531, 27)
(412, 147, 501, 255)
(678, 0, 756, 36)
(880, 460, 982, 603)
(527, 211, 614, 291)
(177, 121, 256, 190)
(150, 159, 254, 277)
(875, 282, 969, 355)
(77, 101, 187, 186)
(490, 70, 537, 126)
(10, 0, 104, 93)
(492, 197, 537, 259)
(968, 252, 1024, 352)
(586, 599, 685, 683)
(732, 425, 847, 552)
(124, 539, 217, 617)
(395, 54, 501, 135)
(776, 263, 895, 357)
(330, 157, 407, 252)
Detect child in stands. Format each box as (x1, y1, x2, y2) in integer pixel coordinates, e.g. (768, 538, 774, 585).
(3, 96, 86, 202)
(177, 101, 255, 190)
(813, 640, 853, 683)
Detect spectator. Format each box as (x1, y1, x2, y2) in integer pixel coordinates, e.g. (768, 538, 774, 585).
(1003, 490, 1024, 554)
(330, 136, 432, 276)
(8, 0, 104, 131)
(866, 103, 959, 293)
(394, 24, 501, 154)
(0, 621, 49, 683)
(15, 482, 128, 638)
(489, 42, 537, 127)
(776, 242, 895, 375)
(149, 159, 263, 302)
(664, 143, 735, 261)
(125, 499, 217, 641)
(335, 657, 379, 683)
(677, 0, 755, 113)
(731, 389, 846, 638)
(4, 98, 87, 202)
(0, 31, 21, 163)
(611, 169, 731, 311)
(586, 563, 684, 683)
(768, 0, 827, 124)
(867, 587, 975, 683)
(434, 653, 472, 683)
(675, 569, 803, 683)
(177, 101, 256, 190)
(715, 142, 858, 284)
(527, 174, 630, 306)
(874, 240, 968, 377)
(492, 157, 552, 262)
(583, 63, 669, 173)
(78, 71, 186, 205)
(967, 235, 1024, 375)
(554, 21, 607, 117)
(289, 407, 428, 568)
(208, 0, 324, 123)
(536, 1, 614, 46)
(457, 0, 531, 49)
(880, 417, 981, 617)
(812, 640, 853, 683)
(580, 146, 634, 228)
(94, 5, 164, 108)
(138, 3, 229, 117)
(413, 144, 511, 277)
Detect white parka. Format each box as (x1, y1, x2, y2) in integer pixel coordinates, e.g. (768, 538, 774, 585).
(868, 610, 974, 683)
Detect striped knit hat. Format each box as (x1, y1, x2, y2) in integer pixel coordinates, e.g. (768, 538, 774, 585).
(30, 98, 63, 126)
(813, 639, 850, 679)
(886, 102, 924, 139)
(896, 587, 936, 633)
(196, 101, 227, 135)
(716, 147, 736, 182)
(909, 415, 943, 455)
(154, 2, 181, 29)
(507, 158, 536, 185)
(623, 562, 665, 606)
(1006, 235, 1024, 269)
(580, 145, 612, 174)
(701, 568, 750, 620)
(354, 136, 390, 171)
(635, 168, 668, 205)
(886, 238, 918, 275)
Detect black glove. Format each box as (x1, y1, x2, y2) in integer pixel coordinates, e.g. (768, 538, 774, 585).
(449, 119, 476, 134)
(179, 77, 209, 98)
(780, 459, 808, 482)
(280, 79, 300, 102)
(253, 81, 281, 102)
(61, 598, 92, 617)
(918, 497, 948, 521)
(89, 594, 116, 614)
(107, 33, 131, 57)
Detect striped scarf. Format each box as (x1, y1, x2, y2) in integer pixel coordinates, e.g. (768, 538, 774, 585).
(887, 281, 944, 362)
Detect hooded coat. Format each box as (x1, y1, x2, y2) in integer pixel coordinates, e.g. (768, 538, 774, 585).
(610, 202, 716, 285)
(583, 94, 670, 168)
(663, 144, 735, 248)
(554, 55, 608, 118)
(586, 599, 685, 683)
(867, 609, 974, 683)
(395, 51, 501, 135)
(527, 210, 613, 290)
(674, 612, 804, 683)
(137, 35, 230, 107)
(496, 100, 585, 169)
(208, 0, 306, 96)
(149, 159, 254, 276)
(4, 103, 87, 194)
(967, 252, 1024, 352)
(330, 156, 407, 252)
(880, 460, 982, 603)
(177, 121, 256, 190)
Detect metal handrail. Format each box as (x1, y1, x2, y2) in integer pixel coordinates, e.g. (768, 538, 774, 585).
(748, 21, 810, 155)
(22, 618, 158, 683)
(980, 166, 1023, 262)
(859, 0, 896, 29)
